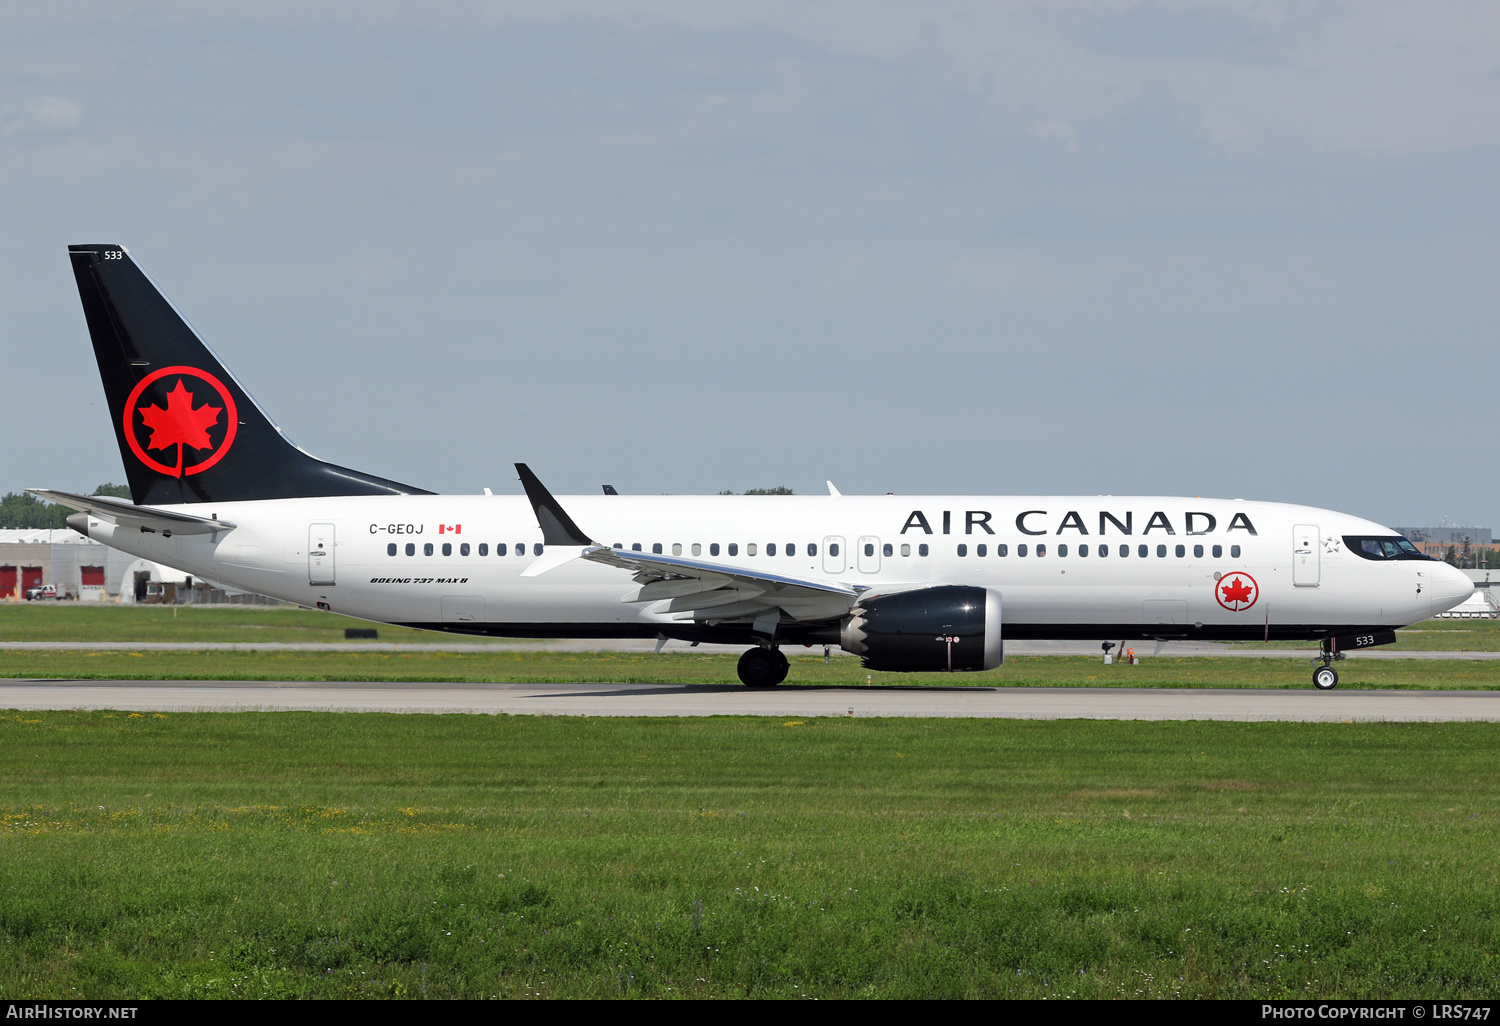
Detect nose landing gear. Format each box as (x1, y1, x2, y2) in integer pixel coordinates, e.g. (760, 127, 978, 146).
(1312, 640, 1345, 690)
(738, 646, 789, 687)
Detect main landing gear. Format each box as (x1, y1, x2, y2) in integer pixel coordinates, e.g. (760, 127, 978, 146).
(738, 646, 789, 687)
(1313, 640, 1345, 690)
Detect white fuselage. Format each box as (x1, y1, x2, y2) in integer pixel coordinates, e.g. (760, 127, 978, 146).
(78, 493, 1476, 643)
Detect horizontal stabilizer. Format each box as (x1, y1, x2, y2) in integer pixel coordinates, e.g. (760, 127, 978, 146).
(29, 488, 236, 536)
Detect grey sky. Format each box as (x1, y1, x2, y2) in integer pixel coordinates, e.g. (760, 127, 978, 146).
(2, 2, 1496, 526)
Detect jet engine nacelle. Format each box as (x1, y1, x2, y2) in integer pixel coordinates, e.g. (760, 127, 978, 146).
(840, 586, 1003, 672)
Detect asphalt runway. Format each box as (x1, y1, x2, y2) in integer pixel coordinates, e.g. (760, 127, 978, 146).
(4, 679, 1500, 721)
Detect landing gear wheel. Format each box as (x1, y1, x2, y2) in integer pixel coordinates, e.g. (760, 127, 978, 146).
(768, 648, 789, 685)
(738, 648, 779, 687)
(1313, 666, 1339, 690)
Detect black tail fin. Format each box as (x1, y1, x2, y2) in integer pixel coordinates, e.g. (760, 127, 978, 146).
(68, 245, 431, 505)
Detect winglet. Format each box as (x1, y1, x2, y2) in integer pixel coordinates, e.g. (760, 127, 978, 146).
(515, 464, 594, 545)
(826, 480, 841, 497)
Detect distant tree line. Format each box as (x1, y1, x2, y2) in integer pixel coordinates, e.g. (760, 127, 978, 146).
(717, 487, 794, 495)
(1445, 546, 1499, 569)
(0, 484, 130, 529)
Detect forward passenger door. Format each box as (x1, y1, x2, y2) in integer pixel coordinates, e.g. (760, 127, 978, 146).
(1293, 524, 1320, 587)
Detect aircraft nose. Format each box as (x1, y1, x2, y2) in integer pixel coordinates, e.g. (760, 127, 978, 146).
(1429, 562, 1476, 615)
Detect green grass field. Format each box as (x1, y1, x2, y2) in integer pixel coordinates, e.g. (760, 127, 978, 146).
(2, 712, 1499, 999)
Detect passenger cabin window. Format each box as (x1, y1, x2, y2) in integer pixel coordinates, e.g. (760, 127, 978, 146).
(829, 543, 839, 557)
(900, 543, 911, 557)
(387, 543, 397, 556)
(1096, 544, 1106, 557)
(1036, 544, 1047, 557)
(1193, 544, 1203, 558)
(728, 543, 738, 556)
(533, 543, 543, 556)
(808, 543, 817, 556)
(673, 543, 682, 556)
(1231, 545, 1242, 558)
(976, 543, 986, 557)
(883, 543, 893, 557)
(1120, 544, 1129, 557)
(517, 542, 526, 555)
(1175, 544, 1185, 558)
(997, 543, 1008, 557)
(747, 543, 758, 556)
(1078, 544, 1088, 556)
(652, 543, 662, 554)
(442, 543, 452, 556)
(919, 544, 929, 557)
(1157, 545, 1167, 557)
(957, 544, 967, 557)
(690, 543, 699, 556)
(1212, 544, 1222, 558)
(864, 543, 874, 557)
(497, 543, 507, 556)
(1344, 536, 1428, 561)
(405, 543, 415, 556)
(632, 543, 642, 552)
(1137, 544, 1148, 558)
(1058, 544, 1068, 557)
(710, 543, 720, 556)
(1018, 544, 1027, 557)
(767, 543, 777, 556)
(460, 543, 470, 556)
(787, 543, 796, 556)
(479, 543, 489, 556)
(424, 543, 434, 556)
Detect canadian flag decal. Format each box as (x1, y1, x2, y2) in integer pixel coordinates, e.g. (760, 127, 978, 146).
(438, 524, 462, 534)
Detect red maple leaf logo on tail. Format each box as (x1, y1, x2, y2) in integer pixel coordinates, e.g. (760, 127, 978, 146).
(136, 379, 222, 477)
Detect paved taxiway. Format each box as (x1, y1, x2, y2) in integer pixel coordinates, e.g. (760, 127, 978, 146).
(4, 680, 1500, 721)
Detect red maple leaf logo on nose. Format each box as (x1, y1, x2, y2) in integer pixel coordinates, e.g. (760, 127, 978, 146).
(136, 379, 222, 477)
(1221, 577, 1254, 605)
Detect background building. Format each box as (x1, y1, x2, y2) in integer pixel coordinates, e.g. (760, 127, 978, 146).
(1394, 526, 1492, 564)
(0, 528, 137, 600)
(0, 529, 272, 603)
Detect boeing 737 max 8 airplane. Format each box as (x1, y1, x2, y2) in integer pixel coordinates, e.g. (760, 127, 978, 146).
(31, 245, 1476, 689)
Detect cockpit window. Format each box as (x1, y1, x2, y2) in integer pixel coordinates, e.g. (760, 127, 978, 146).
(1344, 535, 1430, 561)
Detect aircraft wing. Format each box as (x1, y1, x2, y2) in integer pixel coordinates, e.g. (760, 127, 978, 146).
(582, 545, 859, 623)
(511, 462, 857, 627)
(27, 489, 236, 537)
